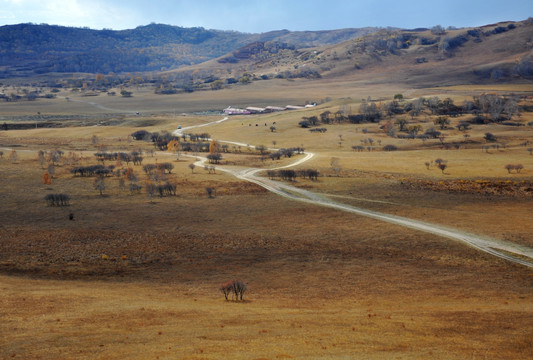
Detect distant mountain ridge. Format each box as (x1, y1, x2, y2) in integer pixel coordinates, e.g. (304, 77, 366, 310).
(0, 23, 378, 77)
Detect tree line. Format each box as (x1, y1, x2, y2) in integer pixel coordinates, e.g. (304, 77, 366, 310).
(299, 94, 523, 130)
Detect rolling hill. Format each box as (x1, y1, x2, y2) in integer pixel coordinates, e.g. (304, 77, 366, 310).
(0, 23, 377, 77)
(1, 19, 531, 89)
(171, 19, 533, 87)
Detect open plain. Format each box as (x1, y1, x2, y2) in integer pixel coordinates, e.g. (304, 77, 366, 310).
(1, 75, 532, 360)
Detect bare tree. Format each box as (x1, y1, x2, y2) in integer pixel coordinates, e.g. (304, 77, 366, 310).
(48, 149, 64, 166)
(9, 149, 17, 163)
(93, 175, 106, 196)
(145, 182, 156, 202)
(330, 157, 341, 176)
(38, 150, 46, 167)
(47, 164, 55, 178)
(188, 163, 196, 173)
(395, 118, 408, 132)
(434, 116, 450, 130)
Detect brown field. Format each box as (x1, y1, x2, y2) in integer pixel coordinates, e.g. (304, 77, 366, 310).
(1, 80, 533, 359)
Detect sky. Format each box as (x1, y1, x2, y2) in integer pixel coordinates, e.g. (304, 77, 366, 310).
(1, 0, 531, 33)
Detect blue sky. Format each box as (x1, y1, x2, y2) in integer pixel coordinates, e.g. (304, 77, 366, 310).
(1, 0, 531, 32)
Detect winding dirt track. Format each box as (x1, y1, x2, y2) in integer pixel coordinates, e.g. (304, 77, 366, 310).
(174, 117, 533, 268)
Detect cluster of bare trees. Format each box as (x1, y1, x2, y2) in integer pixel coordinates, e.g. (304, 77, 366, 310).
(269, 147, 305, 160)
(471, 94, 520, 122)
(145, 181, 177, 197)
(44, 193, 70, 206)
(219, 280, 247, 301)
(131, 129, 213, 152)
(425, 159, 448, 173)
(142, 162, 174, 175)
(181, 133, 210, 142)
(299, 95, 524, 134)
(70, 164, 114, 177)
(309, 128, 328, 133)
(94, 151, 143, 165)
(267, 168, 319, 181)
(38, 149, 79, 168)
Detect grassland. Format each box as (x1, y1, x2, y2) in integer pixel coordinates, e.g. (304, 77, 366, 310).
(1, 80, 533, 359)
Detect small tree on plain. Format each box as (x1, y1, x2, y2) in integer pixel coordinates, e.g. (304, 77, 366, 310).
(206, 187, 216, 198)
(207, 153, 222, 164)
(47, 164, 55, 178)
(395, 118, 408, 132)
(438, 163, 447, 174)
(188, 163, 195, 173)
(9, 150, 17, 163)
(330, 157, 341, 176)
(38, 150, 46, 167)
(42, 171, 52, 185)
(484, 132, 497, 142)
(434, 116, 450, 130)
(505, 164, 524, 173)
(145, 181, 156, 202)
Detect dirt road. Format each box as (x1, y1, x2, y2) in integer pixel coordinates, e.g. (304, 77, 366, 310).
(176, 119, 533, 268)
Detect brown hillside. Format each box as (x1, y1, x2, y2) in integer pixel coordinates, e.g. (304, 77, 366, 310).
(166, 20, 533, 87)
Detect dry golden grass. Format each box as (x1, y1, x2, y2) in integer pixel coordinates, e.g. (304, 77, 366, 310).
(1, 83, 533, 359)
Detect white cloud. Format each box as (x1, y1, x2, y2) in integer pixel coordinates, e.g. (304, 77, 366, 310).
(0, 0, 140, 29)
